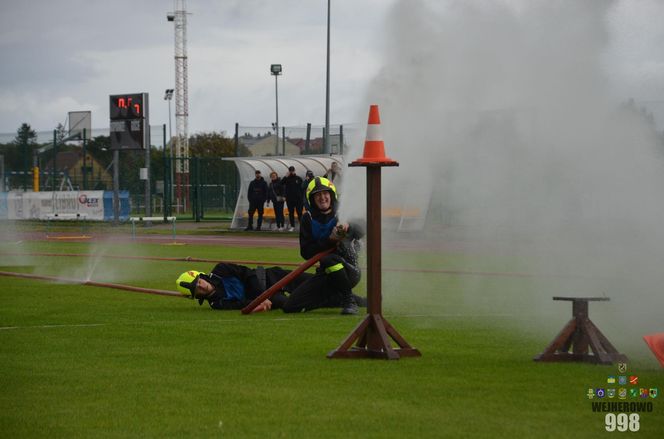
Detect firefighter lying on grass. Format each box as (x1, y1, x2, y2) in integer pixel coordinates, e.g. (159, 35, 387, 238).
(176, 261, 366, 313)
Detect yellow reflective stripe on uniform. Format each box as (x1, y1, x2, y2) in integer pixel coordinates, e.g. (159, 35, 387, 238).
(325, 263, 344, 274)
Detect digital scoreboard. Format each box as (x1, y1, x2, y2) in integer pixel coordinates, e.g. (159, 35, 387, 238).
(109, 93, 149, 150)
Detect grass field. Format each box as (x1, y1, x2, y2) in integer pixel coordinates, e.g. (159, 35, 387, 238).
(1, 234, 662, 438)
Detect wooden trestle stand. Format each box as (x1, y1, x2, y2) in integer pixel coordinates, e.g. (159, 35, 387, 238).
(327, 105, 421, 360)
(533, 297, 627, 365)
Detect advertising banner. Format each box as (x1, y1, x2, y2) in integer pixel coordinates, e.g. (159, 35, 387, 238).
(0, 191, 123, 221)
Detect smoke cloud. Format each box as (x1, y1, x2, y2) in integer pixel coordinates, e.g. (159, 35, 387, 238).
(340, 0, 664, 359)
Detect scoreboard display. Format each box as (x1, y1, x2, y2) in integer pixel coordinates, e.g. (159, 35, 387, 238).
(109, 93, 149, 150)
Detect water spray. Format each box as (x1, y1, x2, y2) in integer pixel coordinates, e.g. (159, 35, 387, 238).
(0, 270, 182, 298)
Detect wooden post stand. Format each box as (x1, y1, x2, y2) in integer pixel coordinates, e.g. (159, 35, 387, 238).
(327, 163, 421, 360)
(534, 297, 627, 365)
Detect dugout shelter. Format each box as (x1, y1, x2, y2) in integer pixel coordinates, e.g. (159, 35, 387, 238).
(224, 155, 342, 229)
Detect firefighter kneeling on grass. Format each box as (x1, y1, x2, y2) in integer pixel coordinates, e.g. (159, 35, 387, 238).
(281, 176, 366, 315)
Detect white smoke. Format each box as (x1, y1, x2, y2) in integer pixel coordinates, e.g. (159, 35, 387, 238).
(340, 0, 664, 359)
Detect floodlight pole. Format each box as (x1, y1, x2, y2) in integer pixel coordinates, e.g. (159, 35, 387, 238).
(324, 0, 331, 155)
(275, 73, 279, 155)
(164, 88, 174, 213)
(271, 64, 282, 156)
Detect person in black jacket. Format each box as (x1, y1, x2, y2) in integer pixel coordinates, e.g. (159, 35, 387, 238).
(282, 176, 365, 315)
(281, 166, 303, 231)
(176, 263, 309, 311)
(301, 170, 314, 211)
(246, 170, 268, 231)
(267, 171, 286, 231)
(175, 262, 361, 312)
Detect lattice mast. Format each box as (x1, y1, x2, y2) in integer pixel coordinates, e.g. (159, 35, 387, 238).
(168, 0, 190, 210)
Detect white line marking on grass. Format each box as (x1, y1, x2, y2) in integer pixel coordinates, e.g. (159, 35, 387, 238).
(0, 313, 519, 331)
(0, 323, 108, 331)
(394, 313, 517, 318)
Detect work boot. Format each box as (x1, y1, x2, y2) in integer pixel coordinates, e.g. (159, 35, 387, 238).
(352, 294, 367, 307)
(244, 225, 253, 231)
(340, 291, 358, 315)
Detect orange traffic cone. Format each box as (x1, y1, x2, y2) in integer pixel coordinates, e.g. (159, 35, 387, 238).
(643, 333, 664, 368)
(353, 105, 397, 165)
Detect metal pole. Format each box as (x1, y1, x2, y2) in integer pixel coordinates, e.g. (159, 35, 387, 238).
(82, 128, 87, 190)
(196, 157, 202, 221)
(113, 149, 120, 225)
(163, 123, 169, 221)
(339, 124, 344, 155)
(282, 126, 286, 155)
(234, 122, 240, 213)
(52, 130, 57, 192)
(324, 0, 331, 154)
(275, 74, 279, 156)
(168, 97, 173, 144)
(234, 122, 239, 157)
(0, 154, 5, 192)
(305, 123, 311, 154)
(145, 127, 151, 219)
(168, 99, 174, 213)
(22, 137, 28, 191)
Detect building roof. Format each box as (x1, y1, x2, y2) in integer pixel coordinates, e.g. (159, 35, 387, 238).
(248, 136, 301, 156)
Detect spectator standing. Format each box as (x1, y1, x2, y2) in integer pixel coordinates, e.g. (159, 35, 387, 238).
(267, 171, 286, 231)
(281, 166, 303, 232)
(245, 170, 268, 231)
(302, 170, 314, 211)
(324, 161, 342, 187)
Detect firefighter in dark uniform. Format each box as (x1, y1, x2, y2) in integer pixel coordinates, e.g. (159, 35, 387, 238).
(283, 177, 365, 315)
(176, 263, 310, 311)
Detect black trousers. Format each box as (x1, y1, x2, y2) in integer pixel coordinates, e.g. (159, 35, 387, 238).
(286, 199, 303, 227)
(263, 267, 312, 309)
(273, 201, 285, 228)
(247, 201, 264, 228)
(282, 254, 360, 313)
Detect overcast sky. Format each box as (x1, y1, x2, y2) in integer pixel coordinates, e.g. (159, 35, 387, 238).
(1, 0, 664, 137)
(0, 0, 392, 137)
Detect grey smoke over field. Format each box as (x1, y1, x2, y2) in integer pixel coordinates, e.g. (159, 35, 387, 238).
(340, 0, 664, 357)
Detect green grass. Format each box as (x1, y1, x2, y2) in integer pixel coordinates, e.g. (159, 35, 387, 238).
(1, 239, 662, 438)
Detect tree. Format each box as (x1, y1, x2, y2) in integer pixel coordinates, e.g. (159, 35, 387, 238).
(189, 131, 251, 157)
(55, 123, 67, 144)
(86, 135, 112, 169)
(13, 123, 37, 146)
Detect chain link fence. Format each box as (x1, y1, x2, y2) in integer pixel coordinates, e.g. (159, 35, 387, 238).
(2, 123, 362, 221)
(237, 124, 356, 156)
